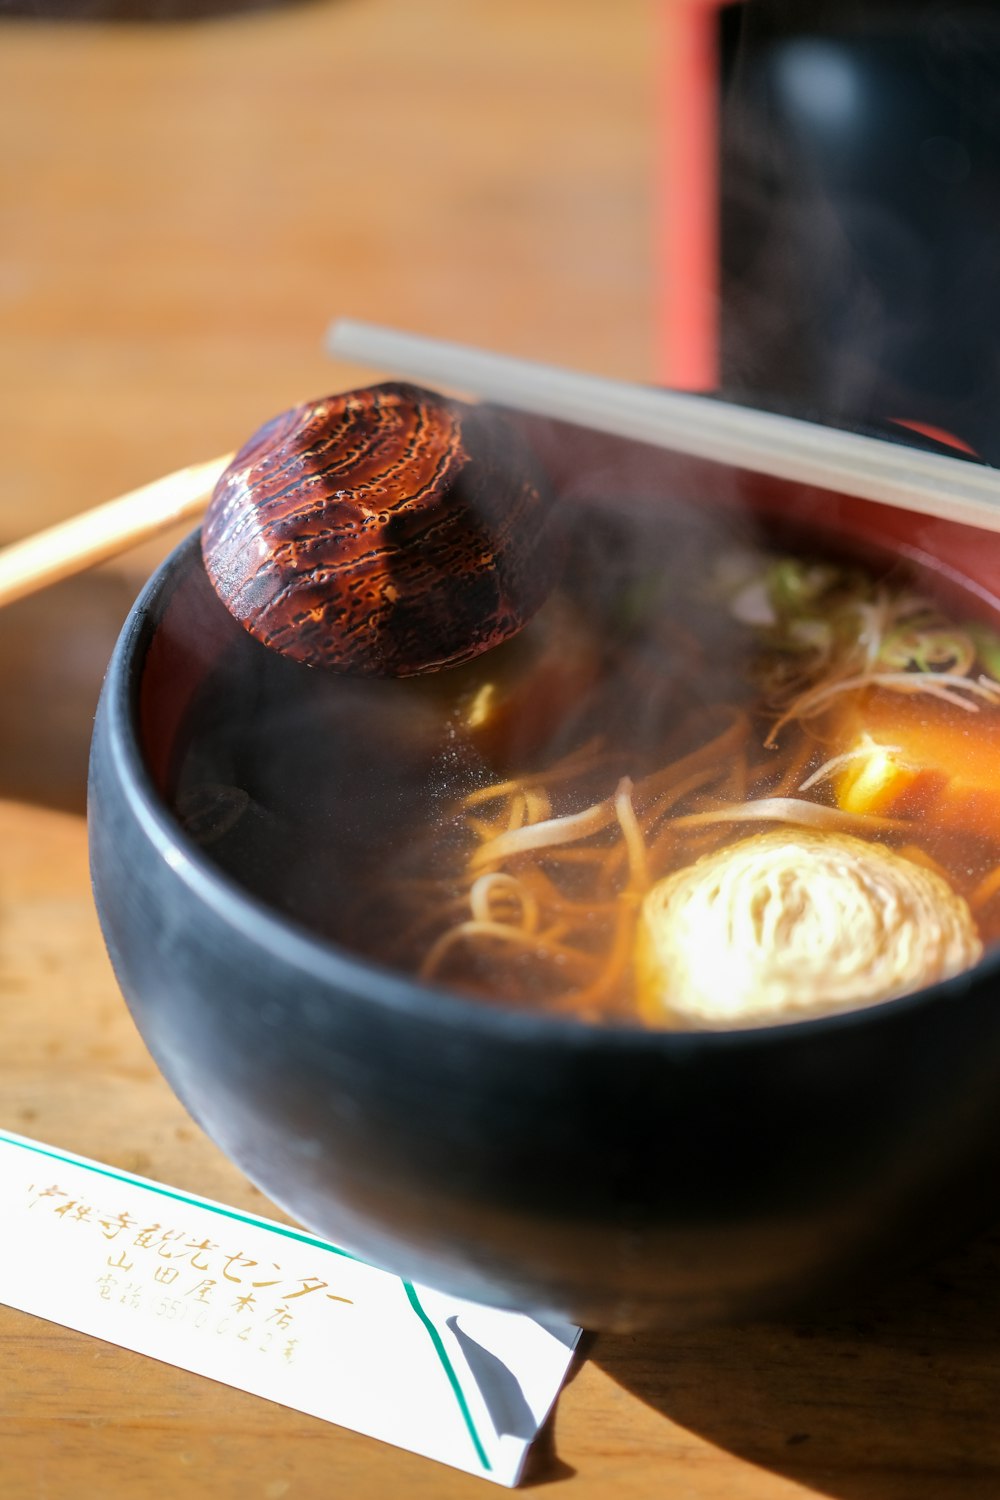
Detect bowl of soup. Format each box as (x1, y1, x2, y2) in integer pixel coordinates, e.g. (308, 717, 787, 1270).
(88, 414, 1000, 1330)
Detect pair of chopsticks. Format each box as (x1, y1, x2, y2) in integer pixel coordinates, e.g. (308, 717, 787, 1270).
(1, 318, 998, 611)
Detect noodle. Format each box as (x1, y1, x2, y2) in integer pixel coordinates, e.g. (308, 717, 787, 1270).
(671, 797, 909, 834)
(351, 543, 1000, 1027)
(469, 796, 619, 872)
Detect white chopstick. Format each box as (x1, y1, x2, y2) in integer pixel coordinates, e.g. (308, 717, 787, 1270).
(328, 318, 1000, 535)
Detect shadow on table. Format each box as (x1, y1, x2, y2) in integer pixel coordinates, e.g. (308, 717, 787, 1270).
(520, 1340, 593, 1489)
(0, 570, 139, 816)
(593, 1224, 1000, 1500)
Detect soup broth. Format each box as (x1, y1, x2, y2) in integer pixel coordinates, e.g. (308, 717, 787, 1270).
(169, 499, 1000, 1028)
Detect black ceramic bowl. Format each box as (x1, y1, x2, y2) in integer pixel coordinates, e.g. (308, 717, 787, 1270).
(88, 433, 1000, 1331)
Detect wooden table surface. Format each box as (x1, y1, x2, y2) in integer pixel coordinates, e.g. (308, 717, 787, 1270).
(5, 3, 1000, 1496)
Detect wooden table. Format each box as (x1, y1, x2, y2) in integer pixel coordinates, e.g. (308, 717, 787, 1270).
(4, 3, 1000, 1496)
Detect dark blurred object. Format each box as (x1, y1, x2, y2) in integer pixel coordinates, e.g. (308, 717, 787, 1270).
(0, 570, 137, 815)
(719, 0, 1000, 463)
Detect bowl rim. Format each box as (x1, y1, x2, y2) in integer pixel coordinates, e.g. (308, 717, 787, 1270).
(94, 528, 998, 1052)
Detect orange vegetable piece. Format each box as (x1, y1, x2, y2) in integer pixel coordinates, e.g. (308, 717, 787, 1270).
(834, 688, 1000, 840)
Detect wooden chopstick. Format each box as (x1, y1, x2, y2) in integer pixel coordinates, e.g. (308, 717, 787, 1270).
(0, 454, 232, 610)
(328, 318, 1000, 535)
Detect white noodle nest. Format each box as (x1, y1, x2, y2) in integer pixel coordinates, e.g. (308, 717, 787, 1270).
(636, 829, 982, 1028)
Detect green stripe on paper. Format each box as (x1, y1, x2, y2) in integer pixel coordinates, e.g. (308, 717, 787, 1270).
(402, 1280, 492, 1472)
(0, 1129, 358, 1256)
